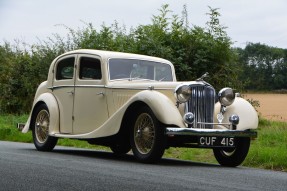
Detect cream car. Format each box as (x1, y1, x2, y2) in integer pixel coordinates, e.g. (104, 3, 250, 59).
(18, 49, 258, 166)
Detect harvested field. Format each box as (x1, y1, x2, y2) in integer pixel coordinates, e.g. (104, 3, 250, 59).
(243, 94, 287, 122)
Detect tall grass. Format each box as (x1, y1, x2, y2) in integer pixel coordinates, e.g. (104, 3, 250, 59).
(164, 118, 287, 172)
(244, 118, 287, 171)
(0, 114, 32, 142)
(0, 115, 286, 171)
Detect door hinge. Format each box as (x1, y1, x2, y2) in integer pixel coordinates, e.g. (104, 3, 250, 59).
(72, 116, 75, 121)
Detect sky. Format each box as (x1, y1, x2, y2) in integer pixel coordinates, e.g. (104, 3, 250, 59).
(0, 0, 287, 49)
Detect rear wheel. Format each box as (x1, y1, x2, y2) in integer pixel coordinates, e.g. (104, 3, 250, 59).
(213, 137, 250, 167)
(110, 143, 131, 155)
(130, 106, 166, 163)
(31, 104, 58, 151)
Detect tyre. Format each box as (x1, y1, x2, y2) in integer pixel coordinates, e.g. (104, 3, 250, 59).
(31, 104, 58, 151)
(213, 137, 250, 167)
(110, 142, 131, 155)
(130, 106, 166, 163)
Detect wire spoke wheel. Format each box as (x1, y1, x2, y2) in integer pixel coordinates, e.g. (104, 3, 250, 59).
(35, 110, 50, 144)
(134, 113, 155, 155)
(130, 106, 165, 163)
(32, 104, 58, 151)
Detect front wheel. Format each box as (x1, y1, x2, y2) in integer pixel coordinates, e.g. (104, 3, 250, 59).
(213, 137, 250, 167)
(31, 104, 58, 151)
(130, 106, 166, 163)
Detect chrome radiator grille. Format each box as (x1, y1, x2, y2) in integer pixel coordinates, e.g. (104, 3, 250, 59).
(187, 84, 216, 129)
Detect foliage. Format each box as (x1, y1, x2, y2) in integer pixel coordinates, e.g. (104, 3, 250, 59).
(0, 4, 239, 113)
(237, 43, 287, 91)
(0, 41, 64, 113)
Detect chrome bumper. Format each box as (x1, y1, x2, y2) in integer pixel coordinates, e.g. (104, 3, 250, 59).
(166, 127, 257, 138)
(17, 123, 25, 131)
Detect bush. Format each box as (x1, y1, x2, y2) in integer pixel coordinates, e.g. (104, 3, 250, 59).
(0, 4, 238, 114)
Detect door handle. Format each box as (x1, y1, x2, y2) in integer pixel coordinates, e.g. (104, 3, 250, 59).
(97, 92, 104, 96)
(67, 90, 74, 95)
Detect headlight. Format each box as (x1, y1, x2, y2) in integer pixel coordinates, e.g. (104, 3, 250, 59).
(218, 87, 235, 106)
(175, 85, 192, 103)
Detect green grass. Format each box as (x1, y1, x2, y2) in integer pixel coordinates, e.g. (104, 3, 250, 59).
(0, 114, 32, 142)
(0, 114, 110, 151)
(165, 118, 287, 172)
(0, 114, 286, 172)
(244, 119, 287, 171)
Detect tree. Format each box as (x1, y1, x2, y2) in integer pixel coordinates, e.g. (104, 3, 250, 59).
(237, 43, 286, 90)
(0, 4, 241, 113)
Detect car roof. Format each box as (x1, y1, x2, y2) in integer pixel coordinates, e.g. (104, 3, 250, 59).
(60, 49, 172, 64)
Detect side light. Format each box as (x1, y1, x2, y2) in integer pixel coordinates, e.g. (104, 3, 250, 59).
(229, 114, 240, 125)
(229, 114, 240, 130)
(183, 112, 194, 124)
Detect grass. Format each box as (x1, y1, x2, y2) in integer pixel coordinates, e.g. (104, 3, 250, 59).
(244, 118, 287, 171)
(0, 114, 286, 172)
(0, 114, 32, 142)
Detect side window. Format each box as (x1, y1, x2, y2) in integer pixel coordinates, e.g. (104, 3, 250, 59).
(79, 57, 102, 80)
(56, 57, 75, 80)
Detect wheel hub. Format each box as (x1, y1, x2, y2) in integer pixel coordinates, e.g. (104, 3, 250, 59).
(35, 110, 50, 144)
(134, 113, 155, 154)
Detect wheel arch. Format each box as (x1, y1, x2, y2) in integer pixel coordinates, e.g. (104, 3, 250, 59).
(214, 97, 258, 130)
(23, 93, 60, 134)
(130, 90, 185, 128)
(116, 101, 146, 138)
(119, 90, 186, 133)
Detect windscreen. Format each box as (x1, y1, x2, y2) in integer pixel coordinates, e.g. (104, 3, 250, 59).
(109, 58, 173, 81)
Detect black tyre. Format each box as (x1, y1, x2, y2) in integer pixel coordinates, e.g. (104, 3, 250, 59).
(110, 142, 131, 155)
(31, 104, 58, 151)
(130, 106, 166, 163)
(213, 137, 250, 167)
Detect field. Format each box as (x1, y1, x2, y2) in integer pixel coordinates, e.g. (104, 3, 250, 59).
(244, 94, 287, 122)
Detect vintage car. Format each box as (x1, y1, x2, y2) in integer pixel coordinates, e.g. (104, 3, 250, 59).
(18, 49, 258, 166)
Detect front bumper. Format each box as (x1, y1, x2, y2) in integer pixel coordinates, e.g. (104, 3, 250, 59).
(166, 127, 257, 138)
(165, 127, 257, 148)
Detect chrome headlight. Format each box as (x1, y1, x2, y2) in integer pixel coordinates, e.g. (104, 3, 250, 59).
(218, 88, 235, 106)
(175, 85, 192, 103)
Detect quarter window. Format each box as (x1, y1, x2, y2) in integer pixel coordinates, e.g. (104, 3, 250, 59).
(56, 57, 75, 80)
(79, 57, 102, 80)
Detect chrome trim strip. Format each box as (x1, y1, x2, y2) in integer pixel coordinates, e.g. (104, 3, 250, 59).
(105, 86, 174, 90)
(166, 127, 257, 138)
(47, 85, 74, 90)
(74, 85, 105, 88)
(48, 85, 173, 91)
(48, 85, 105, 90)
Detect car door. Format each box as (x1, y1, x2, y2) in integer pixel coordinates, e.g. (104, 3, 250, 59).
(52, 55, 75, 134)
(72, 55, 109, 134)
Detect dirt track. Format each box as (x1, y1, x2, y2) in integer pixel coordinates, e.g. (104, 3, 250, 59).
(243, 94, 287, 122)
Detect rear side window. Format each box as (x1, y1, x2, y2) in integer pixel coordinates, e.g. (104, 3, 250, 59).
(79, 57, 102, 80)
(56, 57, 75, 80)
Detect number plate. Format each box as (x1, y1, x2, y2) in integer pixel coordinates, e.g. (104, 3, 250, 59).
(198, 137, 235, 148)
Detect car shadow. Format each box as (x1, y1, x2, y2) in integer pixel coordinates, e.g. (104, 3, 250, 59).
(48, 146, 220, 168)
